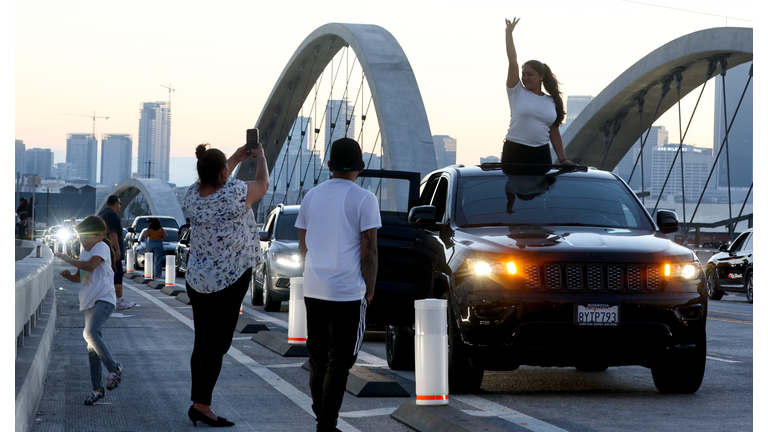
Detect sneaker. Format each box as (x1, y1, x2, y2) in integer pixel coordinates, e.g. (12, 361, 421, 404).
(116, 298, 136, 311)
(106, 364, 122, 391)
(84, 388, 105, 405)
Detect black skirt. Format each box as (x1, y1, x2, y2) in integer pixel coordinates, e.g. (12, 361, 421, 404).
(501, 140, 552, 174)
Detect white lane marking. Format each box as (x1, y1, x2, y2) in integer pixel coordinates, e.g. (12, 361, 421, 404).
(231, 291, 567, 431)
(340, 407, 397, 418)
(123, 282, 361, 432)
(232, 337, 253, 340)
(707, 356, 740, 363)
(454, 394, 570, 432)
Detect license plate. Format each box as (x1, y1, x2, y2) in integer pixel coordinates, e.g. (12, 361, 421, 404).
(575, 303, 619, 326)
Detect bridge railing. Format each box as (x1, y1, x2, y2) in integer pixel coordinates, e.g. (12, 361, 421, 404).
(15, 240, 54, 356)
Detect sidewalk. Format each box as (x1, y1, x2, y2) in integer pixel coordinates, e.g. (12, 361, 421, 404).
(31, 260, 417, 432)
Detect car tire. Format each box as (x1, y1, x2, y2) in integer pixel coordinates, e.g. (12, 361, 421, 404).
(385, 325, 415, 371)
(262, 266, 281, 312)
(745, 270, 753, 304)
(651, 341, 706, 394)
(444, 293, 483, 394)
(705, 268, 723, 300)
(250, 269, 264, 306)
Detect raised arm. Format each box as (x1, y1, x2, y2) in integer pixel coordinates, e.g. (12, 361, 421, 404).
(227, 142, 270, 207)
(505, 17, 521, 89)
(360, 227, 378, 303)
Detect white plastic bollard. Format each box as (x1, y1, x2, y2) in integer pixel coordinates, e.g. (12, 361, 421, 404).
(165, 255, 176, 285)
(415, 299, 449, 405)
(53, 241, 59, 255)
(126, 249, 134, 273)
(145, 252, 154, 279)
(288, 277, 307, 345)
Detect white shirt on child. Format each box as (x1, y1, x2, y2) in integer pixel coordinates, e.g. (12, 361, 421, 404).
(78, 241, 116, 310)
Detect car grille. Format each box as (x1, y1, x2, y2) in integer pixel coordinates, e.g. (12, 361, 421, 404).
(522, 263, 663, 292)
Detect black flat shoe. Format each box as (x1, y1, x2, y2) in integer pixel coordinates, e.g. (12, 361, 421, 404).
(188, 405, 235, 427)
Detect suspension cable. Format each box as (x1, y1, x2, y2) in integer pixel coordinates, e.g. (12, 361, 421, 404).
(719, 60, 734, 241)
(627, 94, 665, 203)
(686, 61, 751, 242)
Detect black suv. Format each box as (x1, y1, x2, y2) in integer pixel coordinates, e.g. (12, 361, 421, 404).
(375, 164, 707, 394)
(252, 204, 302, 311)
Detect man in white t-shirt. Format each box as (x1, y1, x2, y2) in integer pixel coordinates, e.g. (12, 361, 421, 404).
(296, 138, 381, 432)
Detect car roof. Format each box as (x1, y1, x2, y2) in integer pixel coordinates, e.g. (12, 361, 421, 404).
(443, 164, 618, 181)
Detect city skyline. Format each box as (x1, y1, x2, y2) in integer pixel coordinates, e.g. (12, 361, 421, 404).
(11, 1, 755, 173)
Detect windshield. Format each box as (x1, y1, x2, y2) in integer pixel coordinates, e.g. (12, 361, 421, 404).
(135, 217, 179, 232)
(275, 213, 299, 241)
(455, 175, 654, 230)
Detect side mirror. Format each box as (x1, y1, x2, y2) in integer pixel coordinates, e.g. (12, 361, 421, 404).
(179, 239, 189, 246)
(656, 210, 679, 234)
(258, 231, 270, 242)
(127, 227, 135, 233)
(408, 205, 442, 229)
(718, 243, 729, 252)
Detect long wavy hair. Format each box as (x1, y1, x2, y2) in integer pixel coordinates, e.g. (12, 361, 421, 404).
(75, 215, 115, 271)
(523, 60, 566, 127)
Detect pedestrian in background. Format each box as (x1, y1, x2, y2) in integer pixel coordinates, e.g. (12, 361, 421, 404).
(17, 198, 28, 239)
(98, 195, 136, 310)
(503, 17, 576, 170)
(141, 218, 167, 278)
(296, 138, 380, 432)
(56, 215, 123, 405)
(183, 141, 269, 427)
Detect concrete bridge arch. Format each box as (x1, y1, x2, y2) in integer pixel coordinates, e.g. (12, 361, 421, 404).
(97, 178, 185, 225)
(563, 27, 752, 169)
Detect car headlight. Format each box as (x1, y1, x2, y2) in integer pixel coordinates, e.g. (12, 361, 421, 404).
(57, 230, 71, 241)
(664, 262, 700, 280)
(273, 252, 301, 268)
(466, 259, 517, 275)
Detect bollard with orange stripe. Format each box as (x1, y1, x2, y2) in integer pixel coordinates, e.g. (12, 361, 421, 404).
(144, 252, 154, 280)
(165, 255, 176, 286)
(414, 299, 449, 406)
(288, 277, 307, 345)
(126, 249, 134, 273)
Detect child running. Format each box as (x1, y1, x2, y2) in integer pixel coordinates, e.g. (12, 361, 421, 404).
(56, 215, 124, 405)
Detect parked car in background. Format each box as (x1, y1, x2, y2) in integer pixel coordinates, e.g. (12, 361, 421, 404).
(705, 228, 753, 304)
(175, 229, 191, 276)
(132, 227, 179, 270)
(124, 216, 180, 250)
(251, 204, 302, 311)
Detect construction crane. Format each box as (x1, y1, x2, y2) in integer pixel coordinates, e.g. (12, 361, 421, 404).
(60, 111, 109, 138)
(160, 83, 175, 110)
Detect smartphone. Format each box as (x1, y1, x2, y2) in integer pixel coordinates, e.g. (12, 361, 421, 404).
(246, 128, 260, 154)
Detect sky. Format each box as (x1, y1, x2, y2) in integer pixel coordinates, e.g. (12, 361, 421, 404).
(9, 0, 757, 187)
(4, 0, 764, 423)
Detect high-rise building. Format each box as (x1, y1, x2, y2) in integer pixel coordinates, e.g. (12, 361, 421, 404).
(25, 148, 55, 179)
(561, 95, 594, 133)
(271, 117, 314, 194)
(324, 99, 356, 156)
(613, 125, 669, 191)
(137, 101, 171, 181)
(66, 133, 98, 183)
(651, 144, 714, 199)
(101, 133, 133, 186)
(433, 135, 457, 168)
(15, 139, 25, 178)
(54, 162, 78, 181)
(714, 62, 752, 190)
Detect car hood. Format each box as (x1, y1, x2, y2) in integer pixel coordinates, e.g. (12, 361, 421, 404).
(267, 240, 299, 255)
(454, 225, 695, 263)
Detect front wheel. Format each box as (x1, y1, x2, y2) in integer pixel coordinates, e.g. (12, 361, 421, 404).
(250, 269, 263, 306)
(745, 270, 753, 304)
(705, 268, 724, 300)
(444, 294, 484, 393)
(651, 341, 706, 394)
(386, 325, 415, 371)
(262, 267, 281, 312)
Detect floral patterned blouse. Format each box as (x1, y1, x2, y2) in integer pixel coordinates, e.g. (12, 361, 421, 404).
(184, 179, 262, 293)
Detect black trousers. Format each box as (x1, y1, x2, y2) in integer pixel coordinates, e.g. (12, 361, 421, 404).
(501, 139, 552, 174)
(305, 296, 368, 429)
(188, 268, 251, 405)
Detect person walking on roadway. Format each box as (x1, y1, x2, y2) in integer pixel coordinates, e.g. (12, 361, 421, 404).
(141, 218, 168, 279)
(296, 138, 381, 432)
(55, 215, 123, 405)
(183, 141, 269, 427)
(503, 17, 577, 170)
(98, 195, 136, 310)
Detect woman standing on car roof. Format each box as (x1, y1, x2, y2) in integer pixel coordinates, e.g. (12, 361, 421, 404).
(141, 218, 167, 278)
(503, 17, 577, 171)
(182, 141, 269, 428)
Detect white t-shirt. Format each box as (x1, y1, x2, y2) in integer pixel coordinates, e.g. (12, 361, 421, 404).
(505, 81, 557, 147)
(295, 178, 382, 302)
(78, 241, 116, 310)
